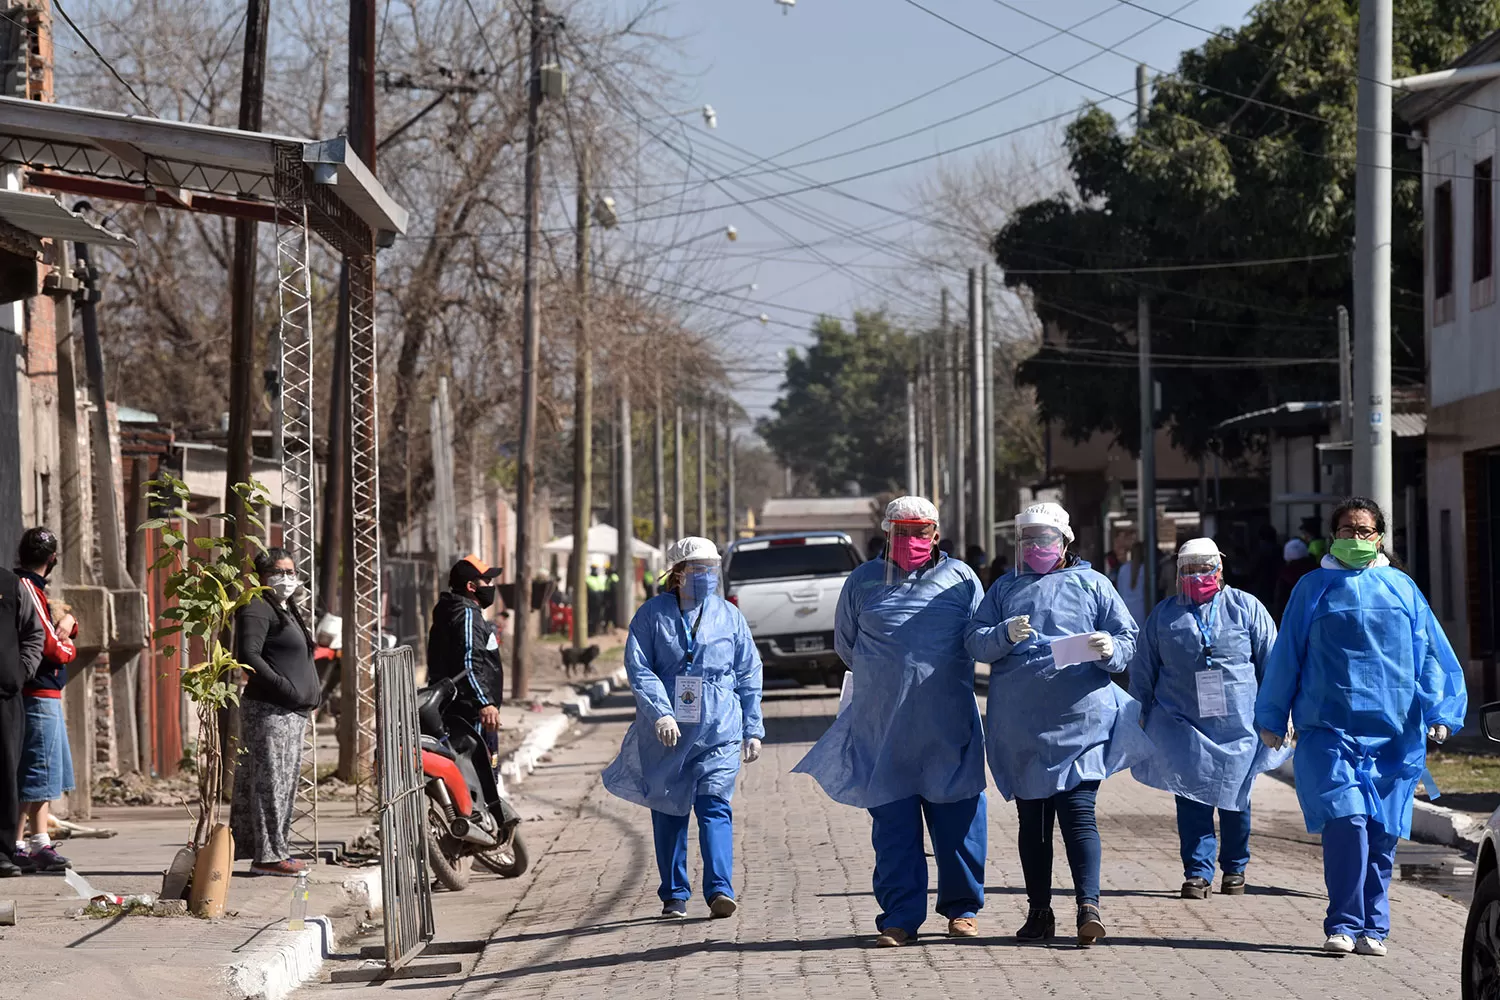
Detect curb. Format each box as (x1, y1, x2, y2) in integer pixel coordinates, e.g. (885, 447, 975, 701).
(222, 867, 382, 1000)
(503, 666, 629, 786)
(1269, 759, 1485, 850)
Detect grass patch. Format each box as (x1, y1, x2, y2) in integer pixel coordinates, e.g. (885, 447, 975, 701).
(1424, 752, 1500, 796)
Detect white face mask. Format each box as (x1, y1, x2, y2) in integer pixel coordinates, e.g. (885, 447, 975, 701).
(267, 574, 299, 601)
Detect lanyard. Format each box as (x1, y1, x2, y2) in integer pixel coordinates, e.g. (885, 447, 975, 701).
(1188, 594, 1219, 666)
(679, 605, 707, 665)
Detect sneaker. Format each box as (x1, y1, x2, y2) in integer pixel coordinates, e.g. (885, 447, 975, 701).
(6, 851, 37, 875)
(249, 858, 308, 877)
(26, 845, 70, 873)
(661, 900, 687, 918)
(1355, 936, 1387, 957)
(1324, 933, 1356, 955)
(875, 927, 910, 948)
(1016, 906, 1055, 943)
(948, 916, 978, 938)
(1181, 877, 1212, 900)
(0, 854, 19, 878)
(1221, 873, 1246, 896)
(709, 894, 738, 919)
(1077, 903, 1107, 947)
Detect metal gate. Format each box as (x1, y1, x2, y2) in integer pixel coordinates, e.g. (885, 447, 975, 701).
(375, 644, 433, 969)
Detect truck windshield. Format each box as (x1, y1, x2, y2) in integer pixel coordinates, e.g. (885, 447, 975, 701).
(726, 541, 859, 582)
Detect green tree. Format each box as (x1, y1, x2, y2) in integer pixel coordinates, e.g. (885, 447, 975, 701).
(758, 312, 915, 495)
(994, 0, 1500, 459)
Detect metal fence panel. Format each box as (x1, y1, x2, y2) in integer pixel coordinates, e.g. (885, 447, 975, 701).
(376, 645, 433, 969)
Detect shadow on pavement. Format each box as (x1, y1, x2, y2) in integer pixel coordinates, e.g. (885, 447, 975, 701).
(1105, 936, 1322, 955)
(760, 712, 837, 745)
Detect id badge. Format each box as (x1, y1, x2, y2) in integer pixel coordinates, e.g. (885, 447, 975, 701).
(674, 675, 704, 724)
(1195, 669, 1228, 719)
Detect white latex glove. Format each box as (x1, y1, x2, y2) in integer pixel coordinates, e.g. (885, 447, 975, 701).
(655, 716, 681, 748)
(1428, 724, 1450, 744)
(1259, 728, 1285, 750)
(1087, 632, 1114, 660)
(741, 738, 761, 763)
(1006, 615, 1036, 644)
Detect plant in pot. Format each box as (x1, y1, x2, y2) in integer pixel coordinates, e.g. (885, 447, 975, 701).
(141, 474, 270, 916)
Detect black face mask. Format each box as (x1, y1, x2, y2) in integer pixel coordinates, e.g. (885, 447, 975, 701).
(44, 558, 57, 578)
(474, 585, 497, 609)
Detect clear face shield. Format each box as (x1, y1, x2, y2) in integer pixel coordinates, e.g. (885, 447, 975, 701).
(1177, 555, 1223, 604)
(884, 520, 938, 584)
(678, 558, 722, 607)
(1016, 526, 1067, 575)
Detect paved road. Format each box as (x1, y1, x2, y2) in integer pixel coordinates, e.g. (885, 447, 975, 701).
(302, 688, 1472, 999)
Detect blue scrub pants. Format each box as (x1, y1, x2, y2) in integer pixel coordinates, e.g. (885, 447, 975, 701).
(651, 795, 734, 903)
(1322, 814, 1398, 940)
(1016, 781, 1101, 909)
(1174, 796, 1251, 881)
(867, 793, 986, 934)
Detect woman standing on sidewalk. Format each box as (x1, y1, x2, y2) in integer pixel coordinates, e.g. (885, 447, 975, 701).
(1255, 497, 1466, 956)
(965, 502, 1151, 947)
(232, 548, 320, 877)
(1128, 537, 1288, 900)
(793, 496, 988, 948)
(602, 537, 764, 919)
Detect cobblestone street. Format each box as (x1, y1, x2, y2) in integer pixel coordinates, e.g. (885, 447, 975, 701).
(402, 688, 1472, 1000)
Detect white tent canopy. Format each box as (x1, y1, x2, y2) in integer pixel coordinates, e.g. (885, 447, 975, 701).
(543, 524, 664, 569)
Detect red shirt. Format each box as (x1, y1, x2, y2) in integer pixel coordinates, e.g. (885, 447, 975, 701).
(18, 571, 76, 696)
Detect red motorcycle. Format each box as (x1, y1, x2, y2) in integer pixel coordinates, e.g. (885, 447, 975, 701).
(417, 678, 529, 890)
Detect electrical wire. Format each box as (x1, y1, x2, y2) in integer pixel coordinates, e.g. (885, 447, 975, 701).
(53, 0, 160, 117)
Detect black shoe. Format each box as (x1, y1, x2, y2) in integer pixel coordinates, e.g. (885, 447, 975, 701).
(660, 899, 687, 919)
(1077, 903, 1106, 947)
(1016, 906, 1055, 942)
(1181, 877, 1212, 900)
(6, 851, 37, 875)
(1221, 873, 1246, 896)
(0, 855, 19, 878)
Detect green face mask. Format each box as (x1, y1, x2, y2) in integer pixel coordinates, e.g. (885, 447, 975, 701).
(1331, 537, 1380, 569)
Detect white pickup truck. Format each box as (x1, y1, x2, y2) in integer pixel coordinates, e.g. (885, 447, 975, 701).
(722, 532, 863, 688)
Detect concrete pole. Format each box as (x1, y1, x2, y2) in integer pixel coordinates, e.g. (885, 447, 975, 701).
(616, 378, 633, 628)
(697, 405, 707, 537)
(654, 384, 666, 554)
(1353, 0, 1394, 520)
(982, 266, 996, 555)
(946, 289, 966, 552)
(927, 334, 940, 508)
(674, 404, 685, 541)
(1137, 63, 1158, 603)
(570, 147, 592, 650)
(968, 268, 984, 553)
(725, 422, 736, 543)
(906, 379, 918, 497)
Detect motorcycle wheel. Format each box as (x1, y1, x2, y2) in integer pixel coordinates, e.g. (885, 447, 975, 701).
(426, 804, 471, 891)
(475, 828, 530, 878)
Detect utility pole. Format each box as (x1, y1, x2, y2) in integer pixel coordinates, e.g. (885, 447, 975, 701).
(512, 0, 547, 698)
(926, 335, 940, 506)
(1338, 305, 1354, 443)
(1137, 63, 1158, 604)
(570, 146, 592, 650)
(674, 404, 685, 541)
(968, 268, 984, 554)
(616, 379, 633, 627)
(945, 288, 965, 551)
(696, 405, 708, 536)
(654, 384, 666, 554)
(905, 378, 918, 496)
(1353, 0, 1393, 519)
(725, 420, 736, 543)
(982, 266, 996, 555)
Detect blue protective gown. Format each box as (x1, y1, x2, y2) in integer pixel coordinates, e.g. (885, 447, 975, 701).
(1129, 587, 1291, 812)
(1253, 559, 1467, 838)
(965, 559, 1152, 801)
(792, 554, 986, 810)
(602, 593, 766, 817)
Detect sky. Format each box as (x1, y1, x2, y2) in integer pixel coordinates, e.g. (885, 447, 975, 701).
(604, 0, 1263, 423)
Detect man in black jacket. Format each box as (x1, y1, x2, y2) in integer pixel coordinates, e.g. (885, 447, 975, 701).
(0, 564, 45, 877)
(428, 555, 505, 736)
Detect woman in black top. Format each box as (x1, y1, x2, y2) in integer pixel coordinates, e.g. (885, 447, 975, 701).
(231, 547, 319, 876)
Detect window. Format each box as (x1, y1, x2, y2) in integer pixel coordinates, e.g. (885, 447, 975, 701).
(1476, 158, 1494, 285)
(1436, 180, 1455, 299)
(725, 540, 860, 582)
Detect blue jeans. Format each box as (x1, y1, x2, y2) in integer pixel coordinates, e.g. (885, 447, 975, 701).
(1015, 781, 1100, 909)
(651, 794, 734, 903)
(18, 696, 74, 803)
(1322, 814, 1398, 940)
(1174, 796, 1251, 881)
(867, 793, 986, 934)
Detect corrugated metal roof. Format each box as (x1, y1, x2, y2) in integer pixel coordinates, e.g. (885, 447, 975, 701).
(1392, 412, 1427, 438)
(0, 189, 134, 246)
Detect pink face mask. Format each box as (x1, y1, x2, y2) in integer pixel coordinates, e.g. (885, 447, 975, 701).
(890, 534, 935, 572)
(1023, 544, 1062, 574)
(1181, 572, 1221, 604)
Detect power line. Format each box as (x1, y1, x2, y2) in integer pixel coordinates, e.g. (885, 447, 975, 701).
(53, 0, 160, 117)
(1004, 251, 1345, 275)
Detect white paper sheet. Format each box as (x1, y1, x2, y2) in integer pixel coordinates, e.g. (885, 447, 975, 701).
(837, 671, 854, 717)
(1049, 633, 1102, 668)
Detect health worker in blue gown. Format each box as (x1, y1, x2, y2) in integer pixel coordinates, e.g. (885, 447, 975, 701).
(1129, 537, 1289, 900)
(793, 496, 987, 949)
(965, 502, 1151, 948)
(1255, 497, 1466, 958)
(602, 536, 765, 920)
